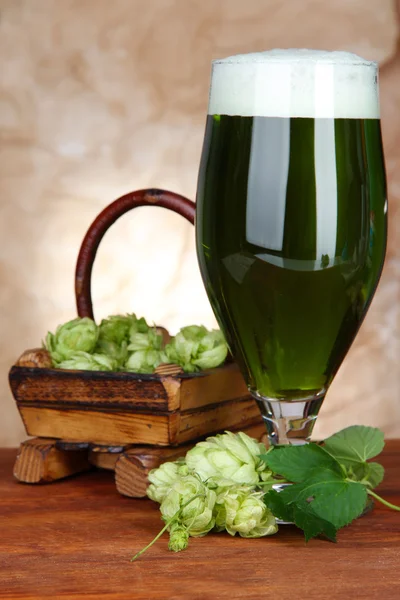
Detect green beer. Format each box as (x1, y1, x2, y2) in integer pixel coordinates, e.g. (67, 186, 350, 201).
(196, 50, 387, 442)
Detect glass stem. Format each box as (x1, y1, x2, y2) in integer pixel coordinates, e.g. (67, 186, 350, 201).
(251, 390, 325, 445)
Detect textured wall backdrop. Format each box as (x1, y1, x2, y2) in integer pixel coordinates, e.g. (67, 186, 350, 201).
(1, 0, 399, 446)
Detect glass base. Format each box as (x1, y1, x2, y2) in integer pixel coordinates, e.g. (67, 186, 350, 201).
(251, 390, 325, 446)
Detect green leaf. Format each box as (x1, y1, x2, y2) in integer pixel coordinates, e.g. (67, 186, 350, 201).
(261, 443, 343, 483)
(323, 426, 385, 490)
(364, 462, 385, 489)
(292, 504, 337, 543)
(264, 489, 294, 523)
(345, 461, 384, 489)
(278, 468, 367, 529)
(324, 426, 384, 466)
(264, 489, 337, 542)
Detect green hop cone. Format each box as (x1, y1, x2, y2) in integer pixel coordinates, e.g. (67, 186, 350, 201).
(214, 486, 278, 538)
(57, 351, 117, 371)
(147, 460, 187, 504)
(45, 317, 98, 364)
(125, 327, 163, 373)
(124, 350, 161, 373)
(192, 329, 228, 370)
(94, 338, 128, 369)
(128, 316, 151, 339)
(168, 523, 189, 553)
(164, 325, 228, 372)
(185, 431, 271, 486)
(128, 328, 162, 352)
(160, 474, 216, 537)
(98, 314, 148, 346)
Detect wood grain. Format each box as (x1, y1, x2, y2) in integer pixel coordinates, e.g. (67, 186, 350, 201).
(13, 438, 91, 483)
(10, 362, 256, 446)
(115, 445, 189, 498)
(10, 362, 247, 413)
(178, 364, 249, 411)
(154, 363, 182, 376)
(17, 396, 259, 446)
(9, 366, 172, 412)
(17, 405, 173, 445)
(1, 442, 400, 599)
(88, 450, 120, 470)
(176, 397, 261, 443)
(15, 348, 53, 369)
(87, 443, 130, 471)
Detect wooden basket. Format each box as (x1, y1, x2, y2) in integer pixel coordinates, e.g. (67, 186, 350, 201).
(9, 362, 259, 446)
(9, 189, 263, 493)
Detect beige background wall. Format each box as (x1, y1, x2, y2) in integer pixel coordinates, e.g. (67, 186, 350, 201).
(1, 0, 399, 446)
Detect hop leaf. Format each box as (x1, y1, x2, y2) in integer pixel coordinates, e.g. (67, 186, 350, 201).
(45, 318, 98, 364)
(164, 326, 228, 372)
(261, 443, 343, 483)
(186, 431, 270, 486)
(268, 468, 368, 531)
(323, 426, 385, 488)
(265, 489, 337, 542)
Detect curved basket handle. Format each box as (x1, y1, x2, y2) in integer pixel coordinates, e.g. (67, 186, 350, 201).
(75, 188, 195, 320)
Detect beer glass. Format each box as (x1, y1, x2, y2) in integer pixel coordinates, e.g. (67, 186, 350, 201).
(196, 50, 387, 445)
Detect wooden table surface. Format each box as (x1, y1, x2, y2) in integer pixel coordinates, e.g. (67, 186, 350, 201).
(1, 442, 400, 600)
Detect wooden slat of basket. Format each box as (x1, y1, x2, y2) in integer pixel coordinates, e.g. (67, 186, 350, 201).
(17, 405, 174, 446)
(18, 394, 259, 446)
(10, 362, 248, 416)
(178, 366, 249, 411)
(176, 396, 260, 444)
(9, 366, 173, 412)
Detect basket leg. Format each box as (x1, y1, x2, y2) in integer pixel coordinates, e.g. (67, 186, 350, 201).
(115, 445, 191, 498)
(13, 438, 91, 483)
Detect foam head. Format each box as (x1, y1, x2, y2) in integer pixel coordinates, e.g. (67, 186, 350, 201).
(208, 49, 379, 119)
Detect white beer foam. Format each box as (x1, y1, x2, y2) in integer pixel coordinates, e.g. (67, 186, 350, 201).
(208, 49, 379, 119)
